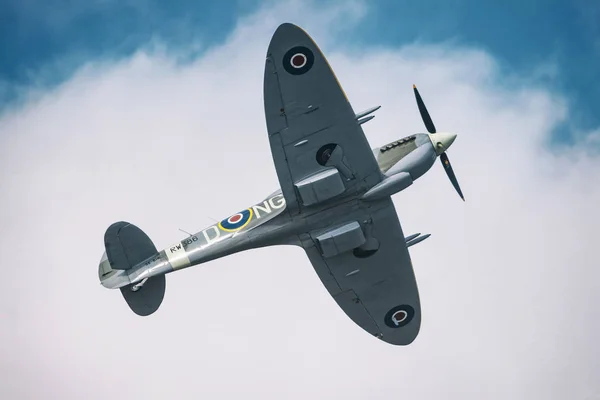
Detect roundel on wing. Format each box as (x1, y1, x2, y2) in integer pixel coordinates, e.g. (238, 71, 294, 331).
(384, 305, 415, 328)
(282, 46, 315, 75)
(218, 209, 253, 232)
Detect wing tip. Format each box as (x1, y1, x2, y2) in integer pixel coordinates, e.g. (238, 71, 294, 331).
(270, 22, 316, 48)
(273, 22, 303, 36)
(378, 327, 421, 346)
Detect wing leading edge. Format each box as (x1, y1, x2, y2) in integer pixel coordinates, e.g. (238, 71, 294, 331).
(302, 199, 422, 345)
(263, 23, 382, 216)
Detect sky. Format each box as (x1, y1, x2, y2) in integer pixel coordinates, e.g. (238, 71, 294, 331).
(1, 1, 599, 399)
(2, 0, 599, 142)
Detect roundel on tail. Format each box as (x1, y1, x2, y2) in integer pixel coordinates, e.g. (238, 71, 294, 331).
(283, 46, 314, 75)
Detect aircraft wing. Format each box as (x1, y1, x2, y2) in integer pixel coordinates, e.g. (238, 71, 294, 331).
(302, 199, 422, 345)
(263, 23, 382, 216)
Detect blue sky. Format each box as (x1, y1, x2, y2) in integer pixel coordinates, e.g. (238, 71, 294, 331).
(2, 0, 598, 141)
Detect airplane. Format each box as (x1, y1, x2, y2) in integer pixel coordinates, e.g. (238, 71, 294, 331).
(98, 22, 464, 346)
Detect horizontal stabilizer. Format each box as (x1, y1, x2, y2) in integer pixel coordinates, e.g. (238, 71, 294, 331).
(104, 221, 158, 270)
(120, 276, 166, 316)
(100, 221, 166, 316)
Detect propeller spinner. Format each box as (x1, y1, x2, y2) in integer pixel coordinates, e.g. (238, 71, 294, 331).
(413, 85, 465, 201)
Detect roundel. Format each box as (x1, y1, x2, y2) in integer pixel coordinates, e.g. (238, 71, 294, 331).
(218, 209, 253, 232)
(283, 46, 314, 75)
(384, 305, 415, 328)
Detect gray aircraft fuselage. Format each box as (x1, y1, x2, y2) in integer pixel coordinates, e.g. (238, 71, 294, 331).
(99, 131, 452, 290)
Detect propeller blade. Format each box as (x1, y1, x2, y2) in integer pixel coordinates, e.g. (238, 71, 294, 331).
(413, 84, 436, 133)
(440, 152, 465, 201)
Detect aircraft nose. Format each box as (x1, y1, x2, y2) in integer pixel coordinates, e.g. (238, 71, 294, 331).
(434, 132, 457, 155)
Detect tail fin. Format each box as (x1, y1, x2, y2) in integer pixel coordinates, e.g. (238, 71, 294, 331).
(100, 221, 166, 316)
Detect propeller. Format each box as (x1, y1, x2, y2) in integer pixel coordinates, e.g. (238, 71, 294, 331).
(413, 84, 465, 201)
(413, 85, 436, 134)
(440, 152, 464, 201)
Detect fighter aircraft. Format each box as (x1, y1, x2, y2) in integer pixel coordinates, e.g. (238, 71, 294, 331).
(98, 23, 464, 346)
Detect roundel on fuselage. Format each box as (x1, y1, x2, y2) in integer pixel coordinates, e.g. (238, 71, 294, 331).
(218, 209, 253, 232)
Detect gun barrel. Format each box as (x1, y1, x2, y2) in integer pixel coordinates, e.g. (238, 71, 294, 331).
(406, 233, 431, 248)
(404, 233, 421, 242)
(358, 115, 375, 125)
(355, 105, 381, 120)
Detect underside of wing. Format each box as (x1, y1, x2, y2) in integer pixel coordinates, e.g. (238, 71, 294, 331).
(263, 23, 382, 216)
(302, 199, 421, 345)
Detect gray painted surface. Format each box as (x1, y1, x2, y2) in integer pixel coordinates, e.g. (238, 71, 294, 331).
(263, 23, 383, 216)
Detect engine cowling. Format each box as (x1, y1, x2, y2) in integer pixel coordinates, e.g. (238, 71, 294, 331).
(385, 141, 437, 181)
(363, 138, 437, 201)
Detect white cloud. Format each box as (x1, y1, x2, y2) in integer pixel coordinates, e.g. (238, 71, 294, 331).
(1, 1, 599, 399)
